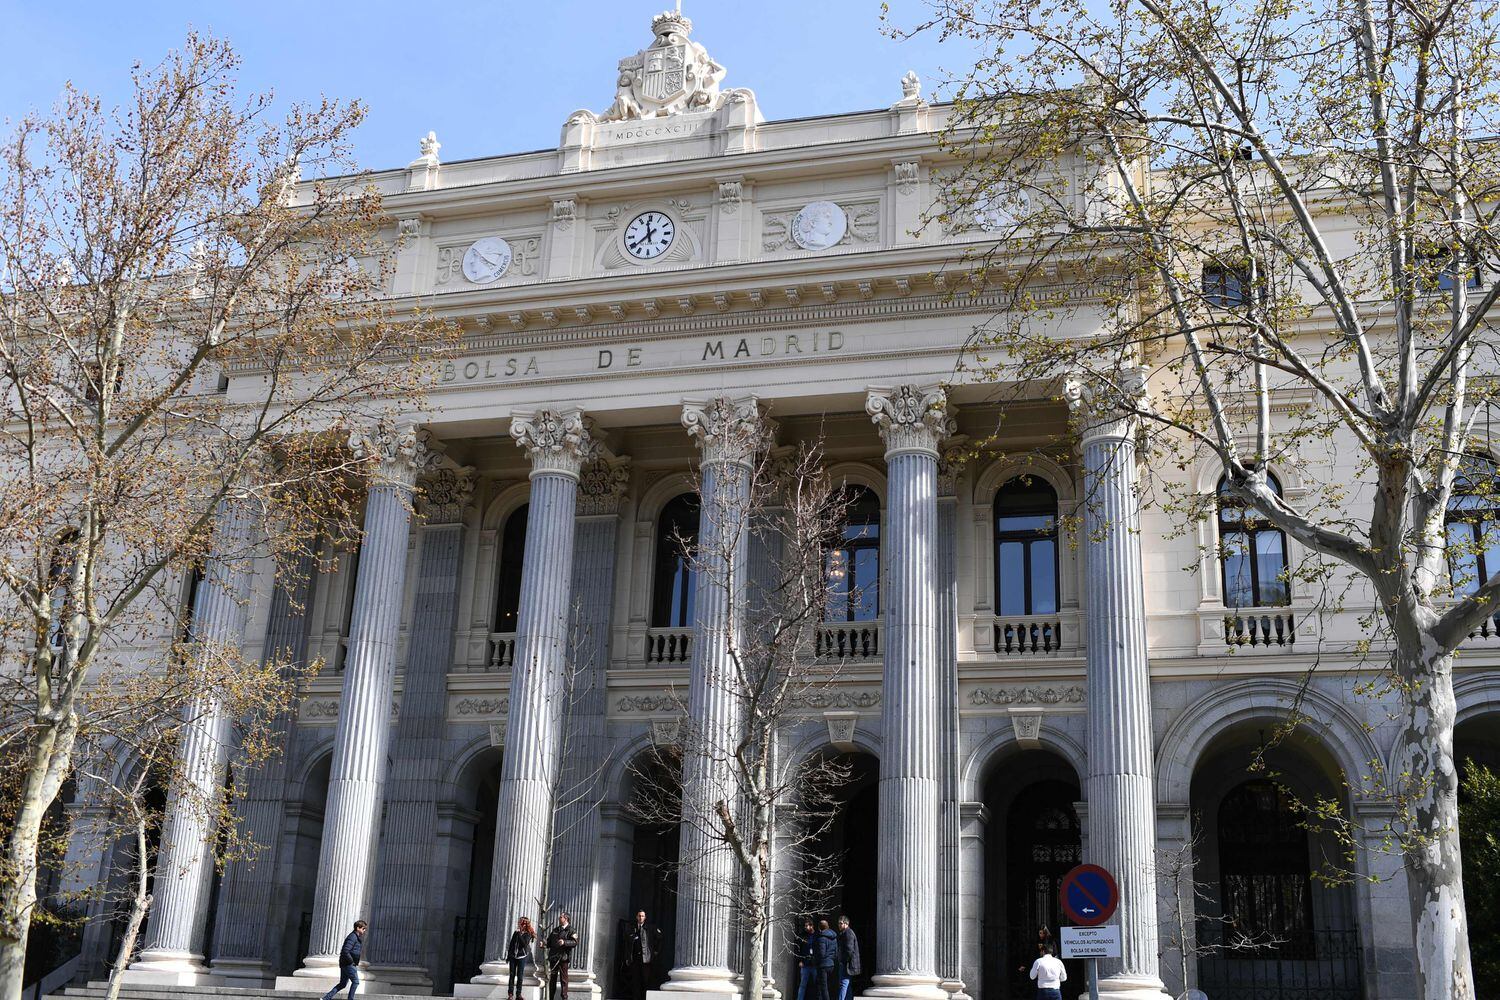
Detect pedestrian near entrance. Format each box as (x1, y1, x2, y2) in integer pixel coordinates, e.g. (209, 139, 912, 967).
(1028, 943, 1067, 1000)
(320, 920, 367, 1000)
(623, 910, 662, 1000)
(813, 919, 839, 1000)
(834, 915, 861, 1000)
(506, 917, 537, 1000)
(794, 919, 818, 1000)
(546, 913, 579, 1000)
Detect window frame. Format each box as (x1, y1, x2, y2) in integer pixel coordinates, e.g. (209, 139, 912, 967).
(1445, 453, 1500, 596)
(824, 485, 882, 623)
(1217, 472, 1291, 609)
(993, 476, 1061, 617)
(493, 502, 529, 633)
(650, 493, 700, 629)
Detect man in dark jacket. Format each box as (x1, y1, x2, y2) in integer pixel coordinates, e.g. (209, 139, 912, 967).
(834, 916, 861, 1000)
(546, 913, 580, 1000)
(320, 919, 367, 1000)
(623, 910, 662, 1000)
(814, 920, 839, 1000)
(794, 919, 818, 1000)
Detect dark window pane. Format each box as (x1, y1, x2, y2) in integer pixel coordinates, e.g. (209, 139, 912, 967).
(998, 542, 1026, 616)
(1222, 531, 1254, 608)
(1254, 530, 1289, 606)
(494, 504, 529, 631)
(852, 546, 880, 620)
(1448, 522, 1480, 595)
(652, 494, 699, 628)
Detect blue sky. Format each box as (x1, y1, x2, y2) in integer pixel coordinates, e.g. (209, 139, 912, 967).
(0, 1, 975, 172)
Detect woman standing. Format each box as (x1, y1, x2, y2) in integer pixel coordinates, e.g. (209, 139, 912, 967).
(507, 917, 537, 1000)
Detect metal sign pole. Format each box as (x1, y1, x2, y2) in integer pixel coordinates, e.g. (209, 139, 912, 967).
(1087, 957, 1099, 1000)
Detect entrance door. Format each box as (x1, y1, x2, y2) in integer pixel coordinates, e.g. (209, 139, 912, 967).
(1000, 778, 1084, 1000)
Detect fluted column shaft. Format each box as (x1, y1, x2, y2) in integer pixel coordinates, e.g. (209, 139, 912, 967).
(370, 466, 475, 985)
(865, 385, 950, 1000)
(934, 492, 965, 997)
(289, 423, 429, 984)
(1076, 404, 1168, 999)
(665, 397, 763, 996)
(128, 503, 255, 981)
(472, 410, 596, 986)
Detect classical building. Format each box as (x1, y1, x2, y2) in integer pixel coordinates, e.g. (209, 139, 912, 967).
(42, 10, 1500, 1000)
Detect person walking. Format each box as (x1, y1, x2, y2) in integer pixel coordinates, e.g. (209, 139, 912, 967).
(623, 910, 662, 1000)
(793, 919, 818, 1000)
(545, 913, 579, 1000)
(320, 920, 367, 1000)
(506, 916, 537, 1000)
(813, 919, 839, 1000)
(1028, 943, 1067, 1000)
(833, 915, 861, 1000)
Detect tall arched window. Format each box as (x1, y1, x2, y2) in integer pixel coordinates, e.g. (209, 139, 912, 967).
(651, 493, 700, 628)
(1446, 453, 1500, 596)
(994, 477, 1059, 615)
(493, 503, 529, 632)
(826, 486, 881, 622)
(1216, 779, 1313, 943)
(1218, 474, 1290, 608)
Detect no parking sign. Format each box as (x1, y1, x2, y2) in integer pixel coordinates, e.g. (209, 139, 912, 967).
(1058, 864, 1119, 926)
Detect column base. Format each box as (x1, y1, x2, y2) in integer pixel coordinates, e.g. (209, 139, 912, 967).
(938, 979, 969, 1000)
(365, 965, 435, 995)
(653, 965, 740, 996)
(860, 973, 947, 1000)
(1096, 973, 1172, 999)
(454, 983, 544, 1000)
(121, 948, 223, 986)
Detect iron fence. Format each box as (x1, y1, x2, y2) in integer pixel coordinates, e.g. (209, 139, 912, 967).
(1195, 923, 1363, 1000)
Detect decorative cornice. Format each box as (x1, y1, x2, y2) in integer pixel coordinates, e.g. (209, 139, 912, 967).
(350, 421, 437, 489)
(867, 384, 954, 458)
(967, 685, 1084, 706)
(510, 408, 599, 480)
(578, 458, 632, 515)
(682, 395, 769, 468)
(420, 466, 476, 524)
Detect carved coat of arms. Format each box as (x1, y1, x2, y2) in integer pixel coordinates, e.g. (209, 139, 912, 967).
(594, 11, 728, 121)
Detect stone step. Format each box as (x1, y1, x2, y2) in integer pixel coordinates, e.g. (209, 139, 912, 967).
(49, 984, 445, 1000)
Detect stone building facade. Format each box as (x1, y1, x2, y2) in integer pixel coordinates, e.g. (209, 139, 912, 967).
(46, 11, 1500, 1000)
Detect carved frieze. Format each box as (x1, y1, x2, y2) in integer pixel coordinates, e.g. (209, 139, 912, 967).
(435, 236, 540, 287)
(455, 696, 510, 717)
(966, 685, 1084, 706)
(762, 201, 879, 252)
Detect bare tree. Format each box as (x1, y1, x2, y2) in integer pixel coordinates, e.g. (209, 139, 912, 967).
(891, 0, 1500, 992)
(0, 33, 451, 1000)
(630, 436, 857, 1000)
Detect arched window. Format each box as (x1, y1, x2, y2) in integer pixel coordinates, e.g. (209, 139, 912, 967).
(994, 477, 1059, 616)
(1216, 779, 1313, 943)
(826, 486, 881, 622)
(493, 503, 529, 632)
(651, 494, 700, 628)
(1218, 474, 1289, 608)
(1446, 453, 1500, 596)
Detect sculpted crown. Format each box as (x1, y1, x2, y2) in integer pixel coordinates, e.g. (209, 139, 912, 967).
(867, 385, 955, 457)
(682, 396, 767, 467)
(510, 409, 599, 479)
(651, 10, 692, 36)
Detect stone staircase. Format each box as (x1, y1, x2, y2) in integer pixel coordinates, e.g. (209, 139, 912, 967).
(48, 984, 444, 1000)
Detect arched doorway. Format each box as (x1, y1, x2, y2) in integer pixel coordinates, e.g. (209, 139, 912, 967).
(281, 752, 330, 976)
(797, 751, 879, 998)
(617, 747, 682, 999)
(444, 747, 503, 992)
(1456, 714, 1500, 997)
(982, 749, 1084, 1000)
(1188, 726, 1361, 1000)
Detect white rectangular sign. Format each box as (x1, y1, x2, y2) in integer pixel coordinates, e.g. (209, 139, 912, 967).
(1060, 924, 1122, 959)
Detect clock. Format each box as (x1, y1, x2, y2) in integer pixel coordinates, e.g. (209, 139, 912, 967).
(791, 201, 848, 251)
(462, 237, 513, 284)
(623, 211, 676, 260)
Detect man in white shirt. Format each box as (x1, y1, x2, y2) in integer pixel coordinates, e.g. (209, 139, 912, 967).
(1028, 944, 1068, 1000)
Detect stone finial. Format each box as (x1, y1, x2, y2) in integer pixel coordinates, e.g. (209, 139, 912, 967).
(901, 70, 921, 100)
(419, 466, 476, 524)
(866, 385, 955, 458)
(408, 131, 441, 170)
(510, 409, 599, 479)
(350, 420, 436, 487)
(682, 396, 768, 467)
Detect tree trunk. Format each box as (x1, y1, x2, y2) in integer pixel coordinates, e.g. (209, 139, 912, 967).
(1395, 640, 1475, 999)
(744, 870, 765, 1000)
(0, 717, 78, 1000)
(105, 816, 152, 1000)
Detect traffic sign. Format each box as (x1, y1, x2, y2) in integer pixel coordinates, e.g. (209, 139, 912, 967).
(1059, 864, 1119, 926)
(1060, 924, 1121, 959)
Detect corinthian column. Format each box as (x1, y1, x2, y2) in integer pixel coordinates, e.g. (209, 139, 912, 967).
(659, 396, 766, 999)
(864, 385, 951, 1000)
(463, 410, 597, 995)
(124, 503, 255, 986)
(281, 422, 433, 991)
(1065, 377, 1170, 1000)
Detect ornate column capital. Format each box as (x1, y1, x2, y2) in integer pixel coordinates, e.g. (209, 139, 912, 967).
(350, 420, 436, 489)
(418, 466, 476, 525)
(510, 408, 599, 480)
(578, 458, 631, 516)
(681, 395, 769, 467)
(1063, 369, 1147, 446)
(866, 384, 955, 458)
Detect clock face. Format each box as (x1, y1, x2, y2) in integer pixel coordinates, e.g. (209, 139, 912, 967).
(624, 211, 676, 260)
(462, 236, 513, 284)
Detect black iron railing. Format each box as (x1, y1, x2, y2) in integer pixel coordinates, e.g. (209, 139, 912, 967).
(1195, 923, 1363, 1000)
(452, 915, 489, 991)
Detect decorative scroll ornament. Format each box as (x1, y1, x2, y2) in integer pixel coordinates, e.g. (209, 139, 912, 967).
(581, 10, 728, 122)
(420, 466, 476, 524)
(866, 385, 955, 457)
(682, 396, 768, 467)
(578, 459, 632, 515)
(1062, 367, 1149, 443)
(350, 420, 436, 488)
(510, 408, 599, 479)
